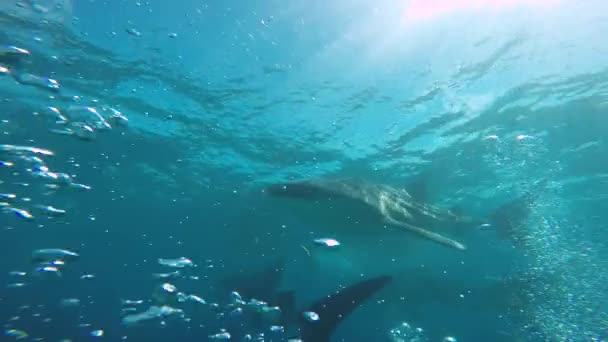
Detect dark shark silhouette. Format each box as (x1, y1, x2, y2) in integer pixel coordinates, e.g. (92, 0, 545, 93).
(222, 261, 392, 342)
(266, 177, 548, 252)
(266, 178, 471, 250)
(488, 179, 548, 246)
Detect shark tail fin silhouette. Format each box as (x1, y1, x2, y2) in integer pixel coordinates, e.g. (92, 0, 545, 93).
(298, 275, 392, 342)
(487, 178, 549, 245)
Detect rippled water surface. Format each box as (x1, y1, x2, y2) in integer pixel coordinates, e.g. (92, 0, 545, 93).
(1, 1, 607, 341)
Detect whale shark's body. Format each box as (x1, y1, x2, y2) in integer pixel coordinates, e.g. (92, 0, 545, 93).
(266, 178, 474, 251)
(250, 178, 547, 340)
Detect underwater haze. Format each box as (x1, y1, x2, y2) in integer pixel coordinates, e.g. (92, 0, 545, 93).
(1, 0, 607, 341)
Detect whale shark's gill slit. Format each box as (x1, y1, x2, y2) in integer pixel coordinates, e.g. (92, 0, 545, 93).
(385, 216, 467, 251)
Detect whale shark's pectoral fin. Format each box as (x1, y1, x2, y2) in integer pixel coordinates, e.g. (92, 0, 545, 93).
(384, 216, 467, 251)
(298, 275, 392, 342)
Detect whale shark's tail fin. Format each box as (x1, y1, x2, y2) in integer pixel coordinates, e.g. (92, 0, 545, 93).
(298, 275, 392, 342)
(488, 179, 548, 245)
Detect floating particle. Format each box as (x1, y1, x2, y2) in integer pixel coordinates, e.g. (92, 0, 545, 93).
(31, 249, 79, 263)
(168, 33, 178, 38)
(35, 266, 61, 277)
(229, 307, 243, 317)
(8, 271, 27, 277)
(70, 183, 92, 191)
(122, 306, 183, 325)
(269, 325, 284, 333)
(4, 207, 34, 220)
(66, 106, 111, 130)
(50, 260, 66, 266)
(247, 298, 267, 309)
(13, 73, 60, 92)
(208, 330, 231, 340)
(4, 329, 28, 340)
(102, 107, 128, 126)
(158, 257, 194, 268)
(90, 329, 104, 337)
(443, 337, 457, 342)
(0, 45, 30, 56)
(43, 106, 68, 122)
(0, 193, 17, 200)
(389, 322, 427, 341)
(188, 294, 206, 304)
(126, 28, 141, 37)
(161, 283, 177, 293)
(229, 291, 242, 303)
(313, 238, 340, 248)
(302, 311, 319, 322)
(0, 144, 54, 156)
(122, 299, 144, 306)
(80, 274, 95, 280)
(153, 271, 181, 279)
(6, 283, 27, 288)
(36, 205, 66, 216)
(60, 298, 81, 307)
(176, 292, 189, 303)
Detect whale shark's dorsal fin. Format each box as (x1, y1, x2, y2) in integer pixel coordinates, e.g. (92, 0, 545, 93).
(406, 174, 429, 204)
(298, 275, 392, 342)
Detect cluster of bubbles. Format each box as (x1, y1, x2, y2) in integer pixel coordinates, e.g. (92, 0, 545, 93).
(3, 251, 302, 340)
(388, 322, 459, 342)
(115, 256, 295, 341)
(0, 38, 310, 341)
(40, 104, 128, 141)
(0, 144, 90, 223)
(2, 247, 104, 340)
(5, 248, 80, 289)
(1, 33, 133, 339)
(0, 42, 129, 226)
(388, 322, 428, 342)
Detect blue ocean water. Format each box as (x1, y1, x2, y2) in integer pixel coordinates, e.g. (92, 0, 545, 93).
(1, 0, 607, 341)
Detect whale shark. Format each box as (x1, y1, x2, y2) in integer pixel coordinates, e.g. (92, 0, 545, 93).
(265, 178, 473, 251)
(221, 261, 392, 342)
